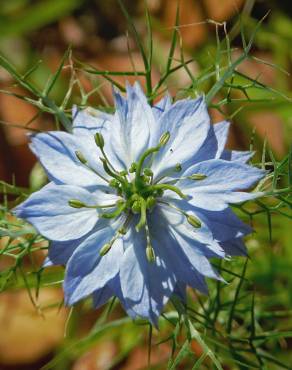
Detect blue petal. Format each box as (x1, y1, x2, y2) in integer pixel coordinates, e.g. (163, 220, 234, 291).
(152, 94, 172, 120)
(221, 150, 255, 163)
(64, 219, 123, 305)
(178, 159, 265, 210)
(92, 285, 114, 309)
(72, 106, 113, 134)
(30, 131, 108, 187)
(159, 201, 225, 258)
(193, 207, 252, 242)
(119, 226, 176, 323)
(151, 96, 210, 180)
(108, 83, 156, 168)
(220, 237, 248, 256)
(13, 184, 105, 241)
(213, 121, 230, 158)
(47, 235, 87, 265)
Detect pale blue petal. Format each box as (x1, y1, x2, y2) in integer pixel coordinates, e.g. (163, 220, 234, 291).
(29, 131, 108, 187)
(47, 236, 87, 265)
(92, 285, 114, 309)
(152, 94, 172, 120)
(64, 218, 123, 305)
(72, 106, 113, 134)
(221, 238, 248, 256)
(221, 150, 255, 163)
(178, 159, 265, 210)
(120, 226, 176, 323)
(13, 184, 107, 241)
(151, 97, 210, 180)
(159, 201, 225, 258)
(108, 83, 156, 168)
(213, 121, 230, 158)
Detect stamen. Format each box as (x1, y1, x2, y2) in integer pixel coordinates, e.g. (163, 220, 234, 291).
(159, 131, 170, 146)
(94, 133, 119, 174)
(75, 150, 109, 183)
(188, 173, 207, 180)
(68, 199, 116, 209)
(186, 215, 202, 228)
(145, 219, 155, 263)
(94, 132, 104, 149)
(158, 200, 201, 229)
(75, 150, 87, 164)
(100, 157, 126, 185)
(100, 242, 112, 256)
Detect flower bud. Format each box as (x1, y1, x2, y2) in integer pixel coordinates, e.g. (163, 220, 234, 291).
(188, 173, 207, 180)
(187, 215, 201, 228)
(159, 131, 170, 146)
(99, 243, 112, 256)
(94, 132, 104, 148)
(146, 245, 155, 263)
(68, 199, 86, 208)
(75, 150, 87, 164)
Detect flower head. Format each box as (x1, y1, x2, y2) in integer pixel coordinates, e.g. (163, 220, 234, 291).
(14, 82, 264, 324)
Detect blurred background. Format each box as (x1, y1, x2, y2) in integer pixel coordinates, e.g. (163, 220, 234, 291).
(0, 0, 291, 369)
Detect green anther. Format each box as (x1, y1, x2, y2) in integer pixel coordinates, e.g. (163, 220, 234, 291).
(149, 184, 186, 199)
(187, 215, 202, 228)
(75, 150, 87, 164)
(101, 201, 126, 219)
(144, 168, 153, 177)
(68, 199, 86, 208)
(99, 243, 112, 256)
(94, 132, 104, 148)
(188, 173, 207, 180)
(175, 163, 182, 172)
(129, 162, 137, 173)
(146, 245, 155, 263)
(131, 200, 141, 214)
(159, 131, 170, 146)
(146, 196, 156, 209)
(136, 198, 147, 232)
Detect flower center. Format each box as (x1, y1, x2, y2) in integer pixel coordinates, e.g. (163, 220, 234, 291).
(69, 131, 202, 262)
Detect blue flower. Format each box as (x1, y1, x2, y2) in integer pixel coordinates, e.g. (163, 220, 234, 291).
(14, 82, 264, 324)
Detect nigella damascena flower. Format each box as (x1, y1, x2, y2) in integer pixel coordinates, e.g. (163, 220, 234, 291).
(14, 83, 264, 323)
